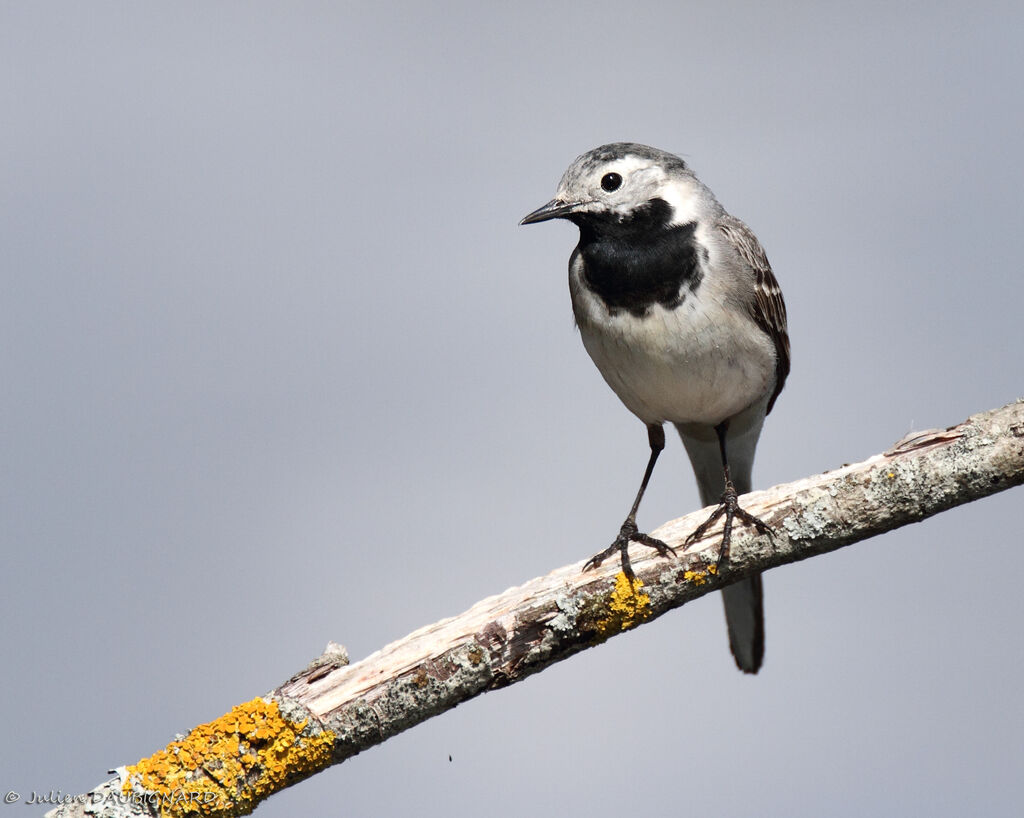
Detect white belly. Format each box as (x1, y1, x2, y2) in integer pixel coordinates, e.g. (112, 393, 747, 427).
(570, 272, 774, 426)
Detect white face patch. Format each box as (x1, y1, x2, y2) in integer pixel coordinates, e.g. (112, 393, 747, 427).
(655, 177, 703, 227)
(557, 152, 700, 225)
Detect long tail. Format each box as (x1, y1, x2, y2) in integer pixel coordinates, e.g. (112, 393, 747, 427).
(720, 574, 764, 673)
(677, 417, 765, 674)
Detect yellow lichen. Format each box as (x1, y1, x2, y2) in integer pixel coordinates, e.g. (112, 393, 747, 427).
(123, 697, 334, 817)
(594, 572, 652, 638)
(683, 568, 710, 586)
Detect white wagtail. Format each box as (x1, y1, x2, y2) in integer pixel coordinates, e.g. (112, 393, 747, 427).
(520, 143, 789, 673)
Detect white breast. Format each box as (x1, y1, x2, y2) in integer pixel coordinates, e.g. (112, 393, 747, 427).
(569, 257, 775, 427)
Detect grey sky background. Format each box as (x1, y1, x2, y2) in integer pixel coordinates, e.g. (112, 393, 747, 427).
(3, 2, 1022, 815)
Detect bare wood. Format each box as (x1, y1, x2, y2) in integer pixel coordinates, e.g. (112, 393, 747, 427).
(46, 400, 1024, 818)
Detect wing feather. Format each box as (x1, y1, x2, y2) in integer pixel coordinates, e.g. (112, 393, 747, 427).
(718, 216, 790, 414)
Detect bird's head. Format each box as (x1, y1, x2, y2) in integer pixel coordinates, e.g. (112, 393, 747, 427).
(520, 143, 708, 233)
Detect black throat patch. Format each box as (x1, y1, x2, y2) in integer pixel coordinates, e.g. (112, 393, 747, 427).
(573, 198, 703, 318)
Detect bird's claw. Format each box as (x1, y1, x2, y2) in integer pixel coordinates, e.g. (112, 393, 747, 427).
(684, 482, 774, 568)
(583, 519, 676, 579)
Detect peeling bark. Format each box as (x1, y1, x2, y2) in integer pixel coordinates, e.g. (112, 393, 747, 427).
(46, 400, 1024, 818)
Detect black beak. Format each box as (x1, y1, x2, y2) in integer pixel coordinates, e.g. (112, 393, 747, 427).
(519, 198, 582, 225)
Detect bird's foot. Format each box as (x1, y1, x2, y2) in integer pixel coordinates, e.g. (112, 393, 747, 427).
(684, 481, 774, 568)
(583, 519, 676, 580)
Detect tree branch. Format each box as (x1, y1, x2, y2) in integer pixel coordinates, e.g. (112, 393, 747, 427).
(46, 400, 1024, 818)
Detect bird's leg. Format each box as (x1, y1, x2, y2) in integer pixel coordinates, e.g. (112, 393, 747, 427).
(684, 421, 774, 567)
(583, 424, 677, 580)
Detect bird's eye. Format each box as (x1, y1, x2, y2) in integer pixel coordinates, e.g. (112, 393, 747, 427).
(600, 172, 622, 192)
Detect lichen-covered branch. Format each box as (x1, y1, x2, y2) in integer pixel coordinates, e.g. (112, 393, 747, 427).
(46, 400, 1024, 818)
